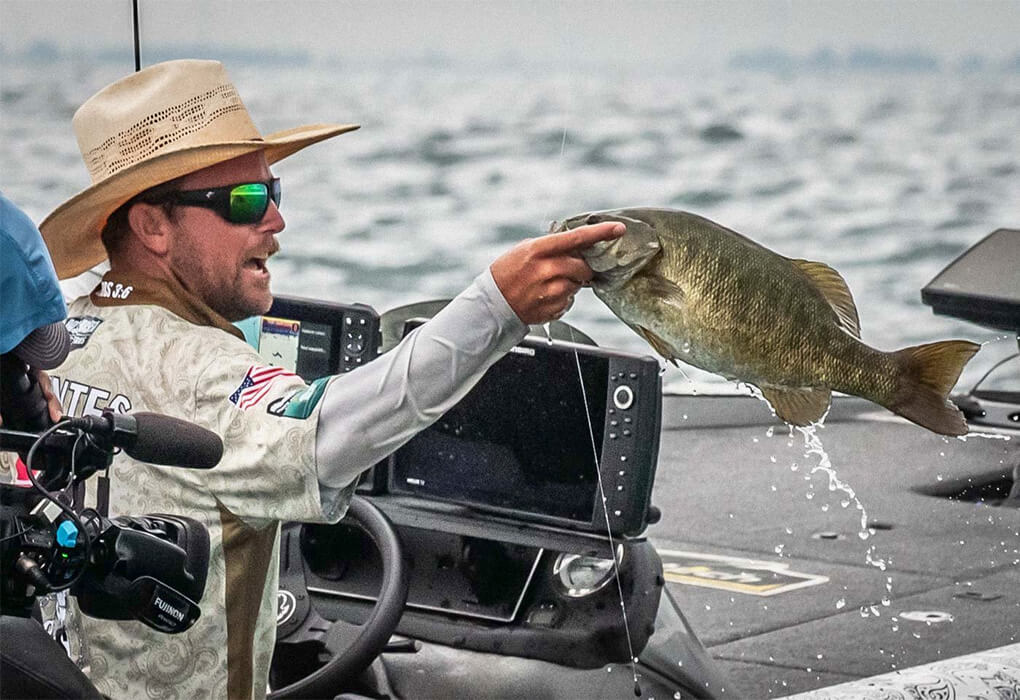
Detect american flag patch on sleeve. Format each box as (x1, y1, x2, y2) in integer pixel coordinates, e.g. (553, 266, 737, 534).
(229, 365, 298, 410)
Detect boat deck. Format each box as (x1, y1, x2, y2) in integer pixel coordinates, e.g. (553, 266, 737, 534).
(645, 393, 1019, 697)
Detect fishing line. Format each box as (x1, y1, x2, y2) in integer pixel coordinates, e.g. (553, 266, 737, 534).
(570, 327, 642, 696)
(544, 106, 642, 692)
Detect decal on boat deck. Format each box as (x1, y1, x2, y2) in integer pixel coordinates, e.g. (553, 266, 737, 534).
(657, 549, 829, 596)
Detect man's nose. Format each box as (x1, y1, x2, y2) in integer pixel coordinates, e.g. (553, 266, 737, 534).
(260, 200, 285, 234)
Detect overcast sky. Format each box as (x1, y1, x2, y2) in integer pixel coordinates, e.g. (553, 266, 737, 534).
(3, 0, 1019, 69)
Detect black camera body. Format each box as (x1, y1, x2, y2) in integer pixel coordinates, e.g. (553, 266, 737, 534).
(1, 352, 211, 634)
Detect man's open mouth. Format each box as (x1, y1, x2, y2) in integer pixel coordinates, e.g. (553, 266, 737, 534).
(246, 256, 269, 272)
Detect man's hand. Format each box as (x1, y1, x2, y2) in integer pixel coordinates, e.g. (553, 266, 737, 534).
(32, 368, 63, 424)
(490, 222, 625, 325)
(0, 368, 61, 427)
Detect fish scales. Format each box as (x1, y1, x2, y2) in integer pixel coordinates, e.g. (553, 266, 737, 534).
(555, 208, 979, 435)
(603, 210, 860, 386)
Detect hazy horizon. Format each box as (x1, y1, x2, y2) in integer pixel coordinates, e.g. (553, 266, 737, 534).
(3, 0, 1019, 72)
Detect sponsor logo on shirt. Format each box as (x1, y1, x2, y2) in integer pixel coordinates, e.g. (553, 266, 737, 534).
(65, 316, 104, 348)
(266, 376, 330, 420)
(50, 375, 132, 417)
(95, 281, 134, 300)
(229, 365, 297, 410)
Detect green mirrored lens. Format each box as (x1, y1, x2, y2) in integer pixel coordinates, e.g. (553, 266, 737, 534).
(229, 183, 269, 223)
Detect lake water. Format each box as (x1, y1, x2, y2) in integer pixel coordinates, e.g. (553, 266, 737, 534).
(2, 57, 1017, 388)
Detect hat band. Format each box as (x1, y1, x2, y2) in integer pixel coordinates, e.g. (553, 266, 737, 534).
(82, 83, 249, 184)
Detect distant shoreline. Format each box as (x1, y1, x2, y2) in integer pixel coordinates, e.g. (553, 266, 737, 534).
(3, 43, 1019, 75)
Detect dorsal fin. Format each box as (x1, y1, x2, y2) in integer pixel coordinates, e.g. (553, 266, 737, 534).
(789, 258, 861, 337)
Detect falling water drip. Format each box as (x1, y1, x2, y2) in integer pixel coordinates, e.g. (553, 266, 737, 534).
(956, 432, 1011, 443)
(796, 425, 869, 534)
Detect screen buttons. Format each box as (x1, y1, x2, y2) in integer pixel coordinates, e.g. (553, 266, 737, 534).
(613, 385, 634, 410)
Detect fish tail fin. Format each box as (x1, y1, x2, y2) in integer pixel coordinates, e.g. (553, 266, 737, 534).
(889, 340, 980, 436)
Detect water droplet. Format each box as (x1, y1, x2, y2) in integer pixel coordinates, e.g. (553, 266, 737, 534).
(770, 455, 777, 463)
(836, 598, 846, 609)
(766, 426, 775, 438)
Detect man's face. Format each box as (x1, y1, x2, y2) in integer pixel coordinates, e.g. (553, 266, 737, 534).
(166, 152, 284, 321)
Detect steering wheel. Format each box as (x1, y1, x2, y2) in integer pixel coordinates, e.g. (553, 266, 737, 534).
(268, 496, 410, 699)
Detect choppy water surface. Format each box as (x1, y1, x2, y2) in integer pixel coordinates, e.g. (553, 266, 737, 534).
(2, 58, 1017, 386)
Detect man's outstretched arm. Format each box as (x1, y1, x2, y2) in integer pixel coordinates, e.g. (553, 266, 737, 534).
(314, 221, 624, 488)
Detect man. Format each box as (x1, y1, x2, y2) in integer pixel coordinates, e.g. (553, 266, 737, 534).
(40, 59, 623, 698)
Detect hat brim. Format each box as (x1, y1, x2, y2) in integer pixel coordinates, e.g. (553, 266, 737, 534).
(40, 122, 359, 280)
(13, 321, 71, 370)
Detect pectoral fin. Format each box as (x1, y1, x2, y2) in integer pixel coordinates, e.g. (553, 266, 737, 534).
(642, 273, 686, 310)
(758, 385, 832, 426)
(789, 258, 861, 338)
(633, 324, 680, 366)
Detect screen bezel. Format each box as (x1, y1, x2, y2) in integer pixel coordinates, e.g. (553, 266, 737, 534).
(385, 322, 661, 536)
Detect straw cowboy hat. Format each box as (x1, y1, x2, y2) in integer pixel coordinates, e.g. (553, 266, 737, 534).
(40, 59, 359, 279)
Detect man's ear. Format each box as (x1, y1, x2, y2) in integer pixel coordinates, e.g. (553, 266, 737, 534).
(126, 202, 173, 256)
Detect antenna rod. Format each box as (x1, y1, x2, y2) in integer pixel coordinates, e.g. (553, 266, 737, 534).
(132, 0, 141, 71)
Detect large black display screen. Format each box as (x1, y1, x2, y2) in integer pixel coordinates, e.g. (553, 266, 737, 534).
(390, 341, 609, 523)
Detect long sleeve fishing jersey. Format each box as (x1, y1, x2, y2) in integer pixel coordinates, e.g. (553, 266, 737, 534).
(46, 269, 527, 699)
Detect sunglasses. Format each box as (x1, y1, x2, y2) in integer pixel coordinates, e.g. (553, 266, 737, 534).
(158, 178, 281, 224)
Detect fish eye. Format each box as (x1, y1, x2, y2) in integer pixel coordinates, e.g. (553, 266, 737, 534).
(585, 214, 601, 225)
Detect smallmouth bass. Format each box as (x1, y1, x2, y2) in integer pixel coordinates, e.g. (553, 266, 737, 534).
(555, 208, 979, 436)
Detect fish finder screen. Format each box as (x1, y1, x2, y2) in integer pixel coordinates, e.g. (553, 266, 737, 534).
(252, 316, 334, 379)
(390, 342, 609, 523)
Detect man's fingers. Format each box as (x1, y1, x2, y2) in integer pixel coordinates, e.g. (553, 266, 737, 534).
(556, 257, 595, 284)
(537, 222, 625, 256)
